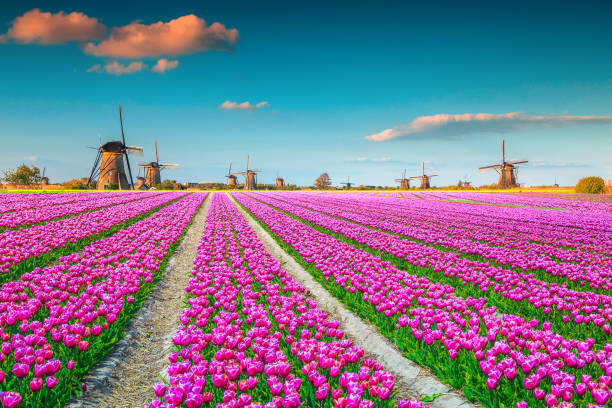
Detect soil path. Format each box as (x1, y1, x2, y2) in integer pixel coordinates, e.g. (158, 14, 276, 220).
(228, 193, 476, 408)
(66, 193, 211, 408)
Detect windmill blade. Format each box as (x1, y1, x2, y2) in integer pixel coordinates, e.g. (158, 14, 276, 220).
(507, 159, 528, 165)
(87, 151, 102, 188)
(232, 171, 248, 176)
(251, 169, 262, 172)
(86, 146, 98, 150)
(124, 151, 135, 190)
(479, 164, 501, 171)
(246, 155, 250, 172)
(228, 162, 232, 175)
(119, 105, 126, 146)
(118, 105, 135, 189)
(154, 140, 159, 164)
(137, 161, 149, 166)
(160, 164, 179, 170)
(429, 174, 439, 177)
(126, 146, 144, 157)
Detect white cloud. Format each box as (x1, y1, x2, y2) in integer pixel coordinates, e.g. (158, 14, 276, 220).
(220, 100, 269, 110)
(104, 60, 145, 75)
(366, 113, 612, 142)
(350, 157, 393, 163)
(152, 58, 179, 73)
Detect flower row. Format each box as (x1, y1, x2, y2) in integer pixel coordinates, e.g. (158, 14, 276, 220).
(247, 193, 612, 344)
(0, 192, 158, 230)
(0, 193, 206, 407)
(234, 192, 612, 408)
(0, 192, 186, 280)
(148, 193, 425, 408)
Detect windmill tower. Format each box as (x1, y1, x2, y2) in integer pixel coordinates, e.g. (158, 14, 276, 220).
(341, 176, 354, 189)
(232, 155, 261, 190)
(137, 140, 179, 188)
(225, 162, 237, 186)
(41, 167, 49, 187)
(87, 105, 143, 190)
(479, 139, 528, 188)
(275, 170, 284, 188)
(395, 169, 410, 190)
(409, 162, 437, 189)
(463, 175, 472, 188)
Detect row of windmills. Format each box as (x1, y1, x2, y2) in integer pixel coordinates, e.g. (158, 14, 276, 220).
(224, 155, 286, 189)
(395, 162, 438, 189)
(394, 140, 528, 189)
(87, 105, 179, 190)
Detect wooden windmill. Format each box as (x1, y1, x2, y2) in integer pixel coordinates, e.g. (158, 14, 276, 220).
(137, 140, 179, 188)
(87, 105, 143, 190)
(395, 169, 410, 189)
(41, 167, 49, 187)
(479, 139, 528, 188)
(341, 176, 354, 189)
(232, 155, 261, 190)
(225, 162, 237, 186)
(275, 170, 284, 188)
(409, 162, 437, 189)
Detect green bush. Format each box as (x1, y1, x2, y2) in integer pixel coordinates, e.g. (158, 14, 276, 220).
(575, 176, 605, 194)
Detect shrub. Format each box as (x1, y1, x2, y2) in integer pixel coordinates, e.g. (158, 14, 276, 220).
(575, 176, 605, 194)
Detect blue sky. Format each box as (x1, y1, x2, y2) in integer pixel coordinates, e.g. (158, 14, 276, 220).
(1, 0, 611, 187)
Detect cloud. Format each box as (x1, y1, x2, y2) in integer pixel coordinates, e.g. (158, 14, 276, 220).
(3, 8, 106, 45)
(530, 160, 591, 168)
(220, 101, 269, 110)
(349, 157, 394, 163)
(24, 156, 38, 161)
(152, 58, 179, 73)
(83, 14, 238, 58)
(104, 61, 145, 75)
(366, 113, 612, 142)
(86, 64, 102, 73)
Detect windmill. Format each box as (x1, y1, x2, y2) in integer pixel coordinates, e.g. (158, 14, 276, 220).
(41, 167, 49, 187)
(409, 162, 437, 189)
(275, 170, 284, 188)
(341, 176, 354, 189)
(462, 175, 472, 188)
(225, 162, 237, 186)
(395, 169, 410, 190)
(87, 105, 143, 190)
(232, 155, 261, 190)
(137, 140, 179, 188)
(479, 139, 528, 188)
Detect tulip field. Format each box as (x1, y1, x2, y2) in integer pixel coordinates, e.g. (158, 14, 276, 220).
(0, 192, 206, 407)
(233, 191, 612, 408)
(0, 190, 610, 408)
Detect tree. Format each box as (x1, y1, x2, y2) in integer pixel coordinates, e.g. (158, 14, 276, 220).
(314, 173, 332, 190)
(155, 179, 182, 190)
(575, 177, 605, 194)
(63, 177, 91, 189)
(1, 164, 42, 185)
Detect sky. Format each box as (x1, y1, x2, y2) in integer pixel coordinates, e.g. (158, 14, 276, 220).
(0, 0, 611, 187)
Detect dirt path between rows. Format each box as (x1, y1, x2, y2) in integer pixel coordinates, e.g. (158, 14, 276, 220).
(228, 193, 475, 408)
(66, 193, 211, 408)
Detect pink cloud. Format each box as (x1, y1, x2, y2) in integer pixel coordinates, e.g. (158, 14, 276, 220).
(152, 58, 179, 73)
(104, 61, 145, 75)
(366, 113, 612, 141)
(3, 8, 106, 44)
(86, 64, 102, 73)
(84, 14, 238, 58)
(220, 101, 269, 110)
